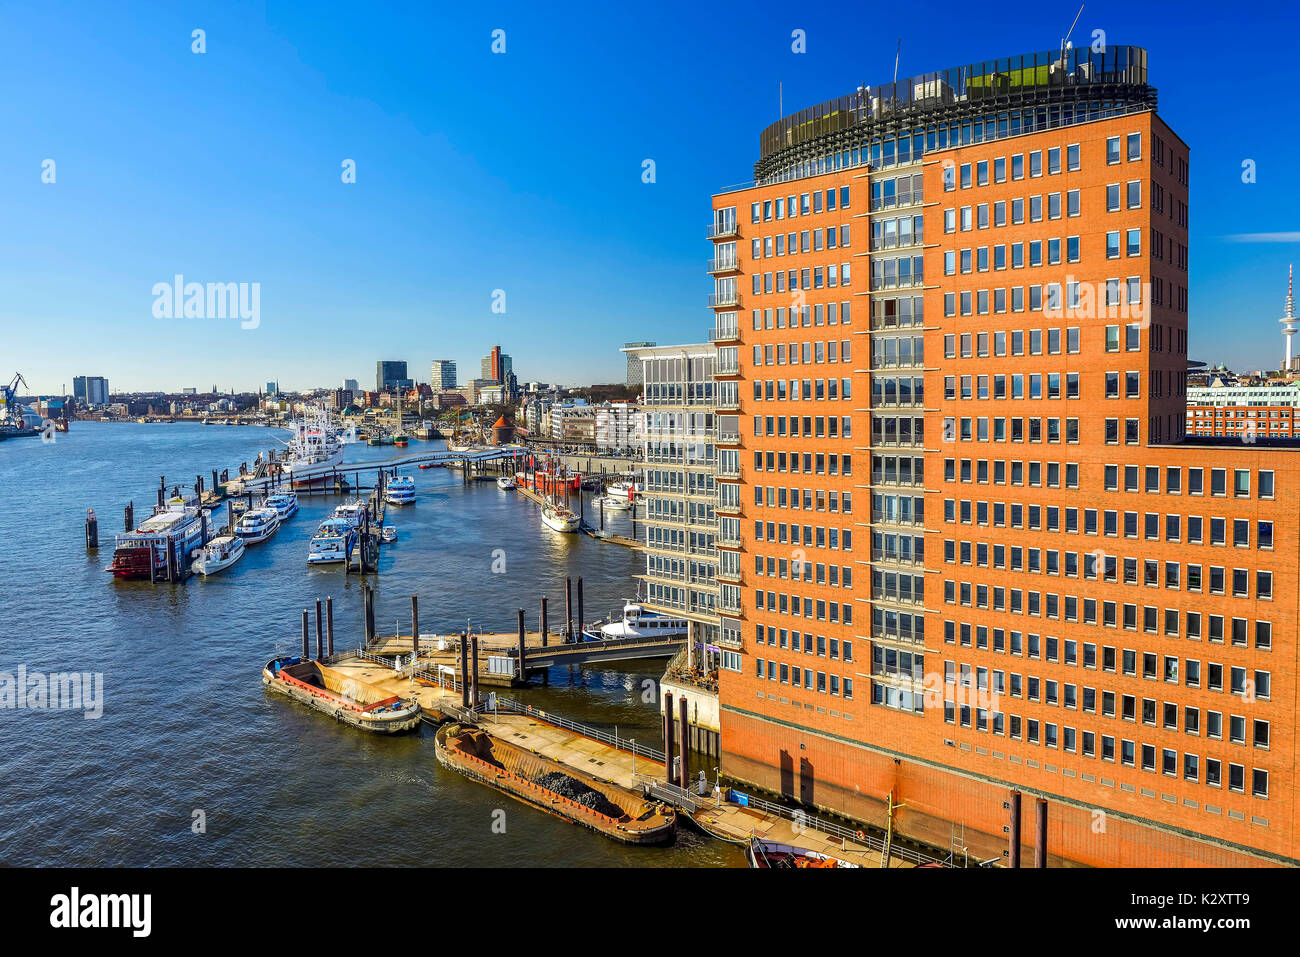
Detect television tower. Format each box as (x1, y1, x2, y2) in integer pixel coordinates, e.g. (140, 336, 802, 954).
(1281, 265, 1296, 372)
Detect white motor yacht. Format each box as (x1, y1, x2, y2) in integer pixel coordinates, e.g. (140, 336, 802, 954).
(234, 507, 281, 544)
(191, 535, 247, 576)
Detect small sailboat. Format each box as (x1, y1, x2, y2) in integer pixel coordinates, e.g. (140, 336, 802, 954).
(191, 535, 246, 576)
(541, 501, 579, 533)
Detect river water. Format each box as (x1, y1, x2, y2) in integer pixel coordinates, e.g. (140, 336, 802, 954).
(0, 422, 742, 867)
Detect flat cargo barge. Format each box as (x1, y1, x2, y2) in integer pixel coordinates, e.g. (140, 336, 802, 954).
(263, 656, 421, 733)
(434, 722, 676, 845)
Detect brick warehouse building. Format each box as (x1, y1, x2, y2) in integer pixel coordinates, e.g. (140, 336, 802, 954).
(708, 45, 1296, 866)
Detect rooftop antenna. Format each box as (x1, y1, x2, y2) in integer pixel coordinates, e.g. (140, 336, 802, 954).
(893, 39, 901, 85)
(1061, 4, 1084, 59)
(779, 81, 782, 117)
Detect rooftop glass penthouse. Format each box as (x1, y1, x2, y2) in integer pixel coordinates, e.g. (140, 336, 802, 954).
(752, 45, 1152, 183)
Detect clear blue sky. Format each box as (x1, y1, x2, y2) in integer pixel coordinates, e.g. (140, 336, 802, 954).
(2, 0, 1297, 395)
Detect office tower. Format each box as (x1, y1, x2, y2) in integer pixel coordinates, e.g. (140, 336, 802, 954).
(430, 360, 458, 391)
(73, 376, 109, 405)
(711, 45, 1292, 866)
(342, 378, 359, 392)
(376, 360, 409, 392)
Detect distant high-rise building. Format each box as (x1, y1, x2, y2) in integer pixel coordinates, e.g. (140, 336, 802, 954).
(480, 346, 513, 383)
(73, 376, 109, 406)
(266, 381, 278, 395)
(430, 360, 458, 390)
(342, 378, 359, 392)
(624, 342, 656, 386)
(376, 360, 409, 392)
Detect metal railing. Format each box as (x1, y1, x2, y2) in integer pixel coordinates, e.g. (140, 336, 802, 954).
(708, 788, 949, 867)
(489, 695, 666, 764)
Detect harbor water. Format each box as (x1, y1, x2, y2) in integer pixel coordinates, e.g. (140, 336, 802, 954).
(0, 422, 743, 866)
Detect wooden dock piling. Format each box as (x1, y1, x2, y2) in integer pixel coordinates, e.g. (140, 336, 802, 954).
(565, 577, 573, 641)
(411, 595, 420, 658)
(326, 597, 335, 657)
(84, 509, 98, 549)
(577, 577, 584, 636)
(663, 691, 675, 783)
(301, 610, 310, 659)
(678, 695, 690, 789)
(124, 501, 134, 532)
(540, 596, 548, 647)
(315, 599, 324, 660)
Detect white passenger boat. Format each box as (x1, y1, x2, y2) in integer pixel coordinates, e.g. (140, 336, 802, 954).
(264, 491, 298, 520)
(190, 535, 246, 576)
(582, 602, 690, 641)
(307, 517, 354, 564)
(496, 475, 517, 490)
(334, 501, 368, 527)
(279, 407, 346, 485)
(381, 526, 397, 543)
(385, 475, 416, 506)
(597, 493, 632, 511)
(234, 507, 281, 544)
(541, 501, 580, 533)
(605, 476, 643, 499)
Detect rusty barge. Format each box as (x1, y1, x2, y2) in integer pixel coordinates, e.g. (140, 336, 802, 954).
(434, 722, 677, 845)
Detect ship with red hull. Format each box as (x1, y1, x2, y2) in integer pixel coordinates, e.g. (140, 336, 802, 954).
(108, 505, 208, 581)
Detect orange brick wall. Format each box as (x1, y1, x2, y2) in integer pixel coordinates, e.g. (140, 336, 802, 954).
(712, 107, 1299, 867)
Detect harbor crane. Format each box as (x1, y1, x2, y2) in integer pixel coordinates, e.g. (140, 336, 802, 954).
(1, 372, 29, 418)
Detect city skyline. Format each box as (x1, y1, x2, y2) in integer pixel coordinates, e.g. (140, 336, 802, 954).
(3, 2, 1298, 395)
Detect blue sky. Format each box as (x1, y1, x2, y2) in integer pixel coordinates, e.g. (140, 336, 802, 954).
(2, 0, 1297, 394)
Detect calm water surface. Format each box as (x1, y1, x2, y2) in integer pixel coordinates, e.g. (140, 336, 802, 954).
(0, 422, 742, 867)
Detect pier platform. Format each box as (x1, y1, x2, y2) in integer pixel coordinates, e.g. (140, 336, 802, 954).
(367, 628, 683, 687)
(689, 800, 920, 868)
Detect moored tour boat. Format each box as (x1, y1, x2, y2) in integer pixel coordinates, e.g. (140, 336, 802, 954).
(333, 500, 368, 527)
(381, 525, 397, 543)
(582, 602, 689, 641)
(279, 407, 346, 487)
(541, 501, 579, 533)
(496, 475, 517, 490)
(234, 507, 280, 544)
(108, 505, 208, 580)
(385, 475, 416, 506)
(262, 657, 421, 733)
(190, 535, 246, 576)
(307, 517, 354, 564)
(264, 491, 298, 520)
